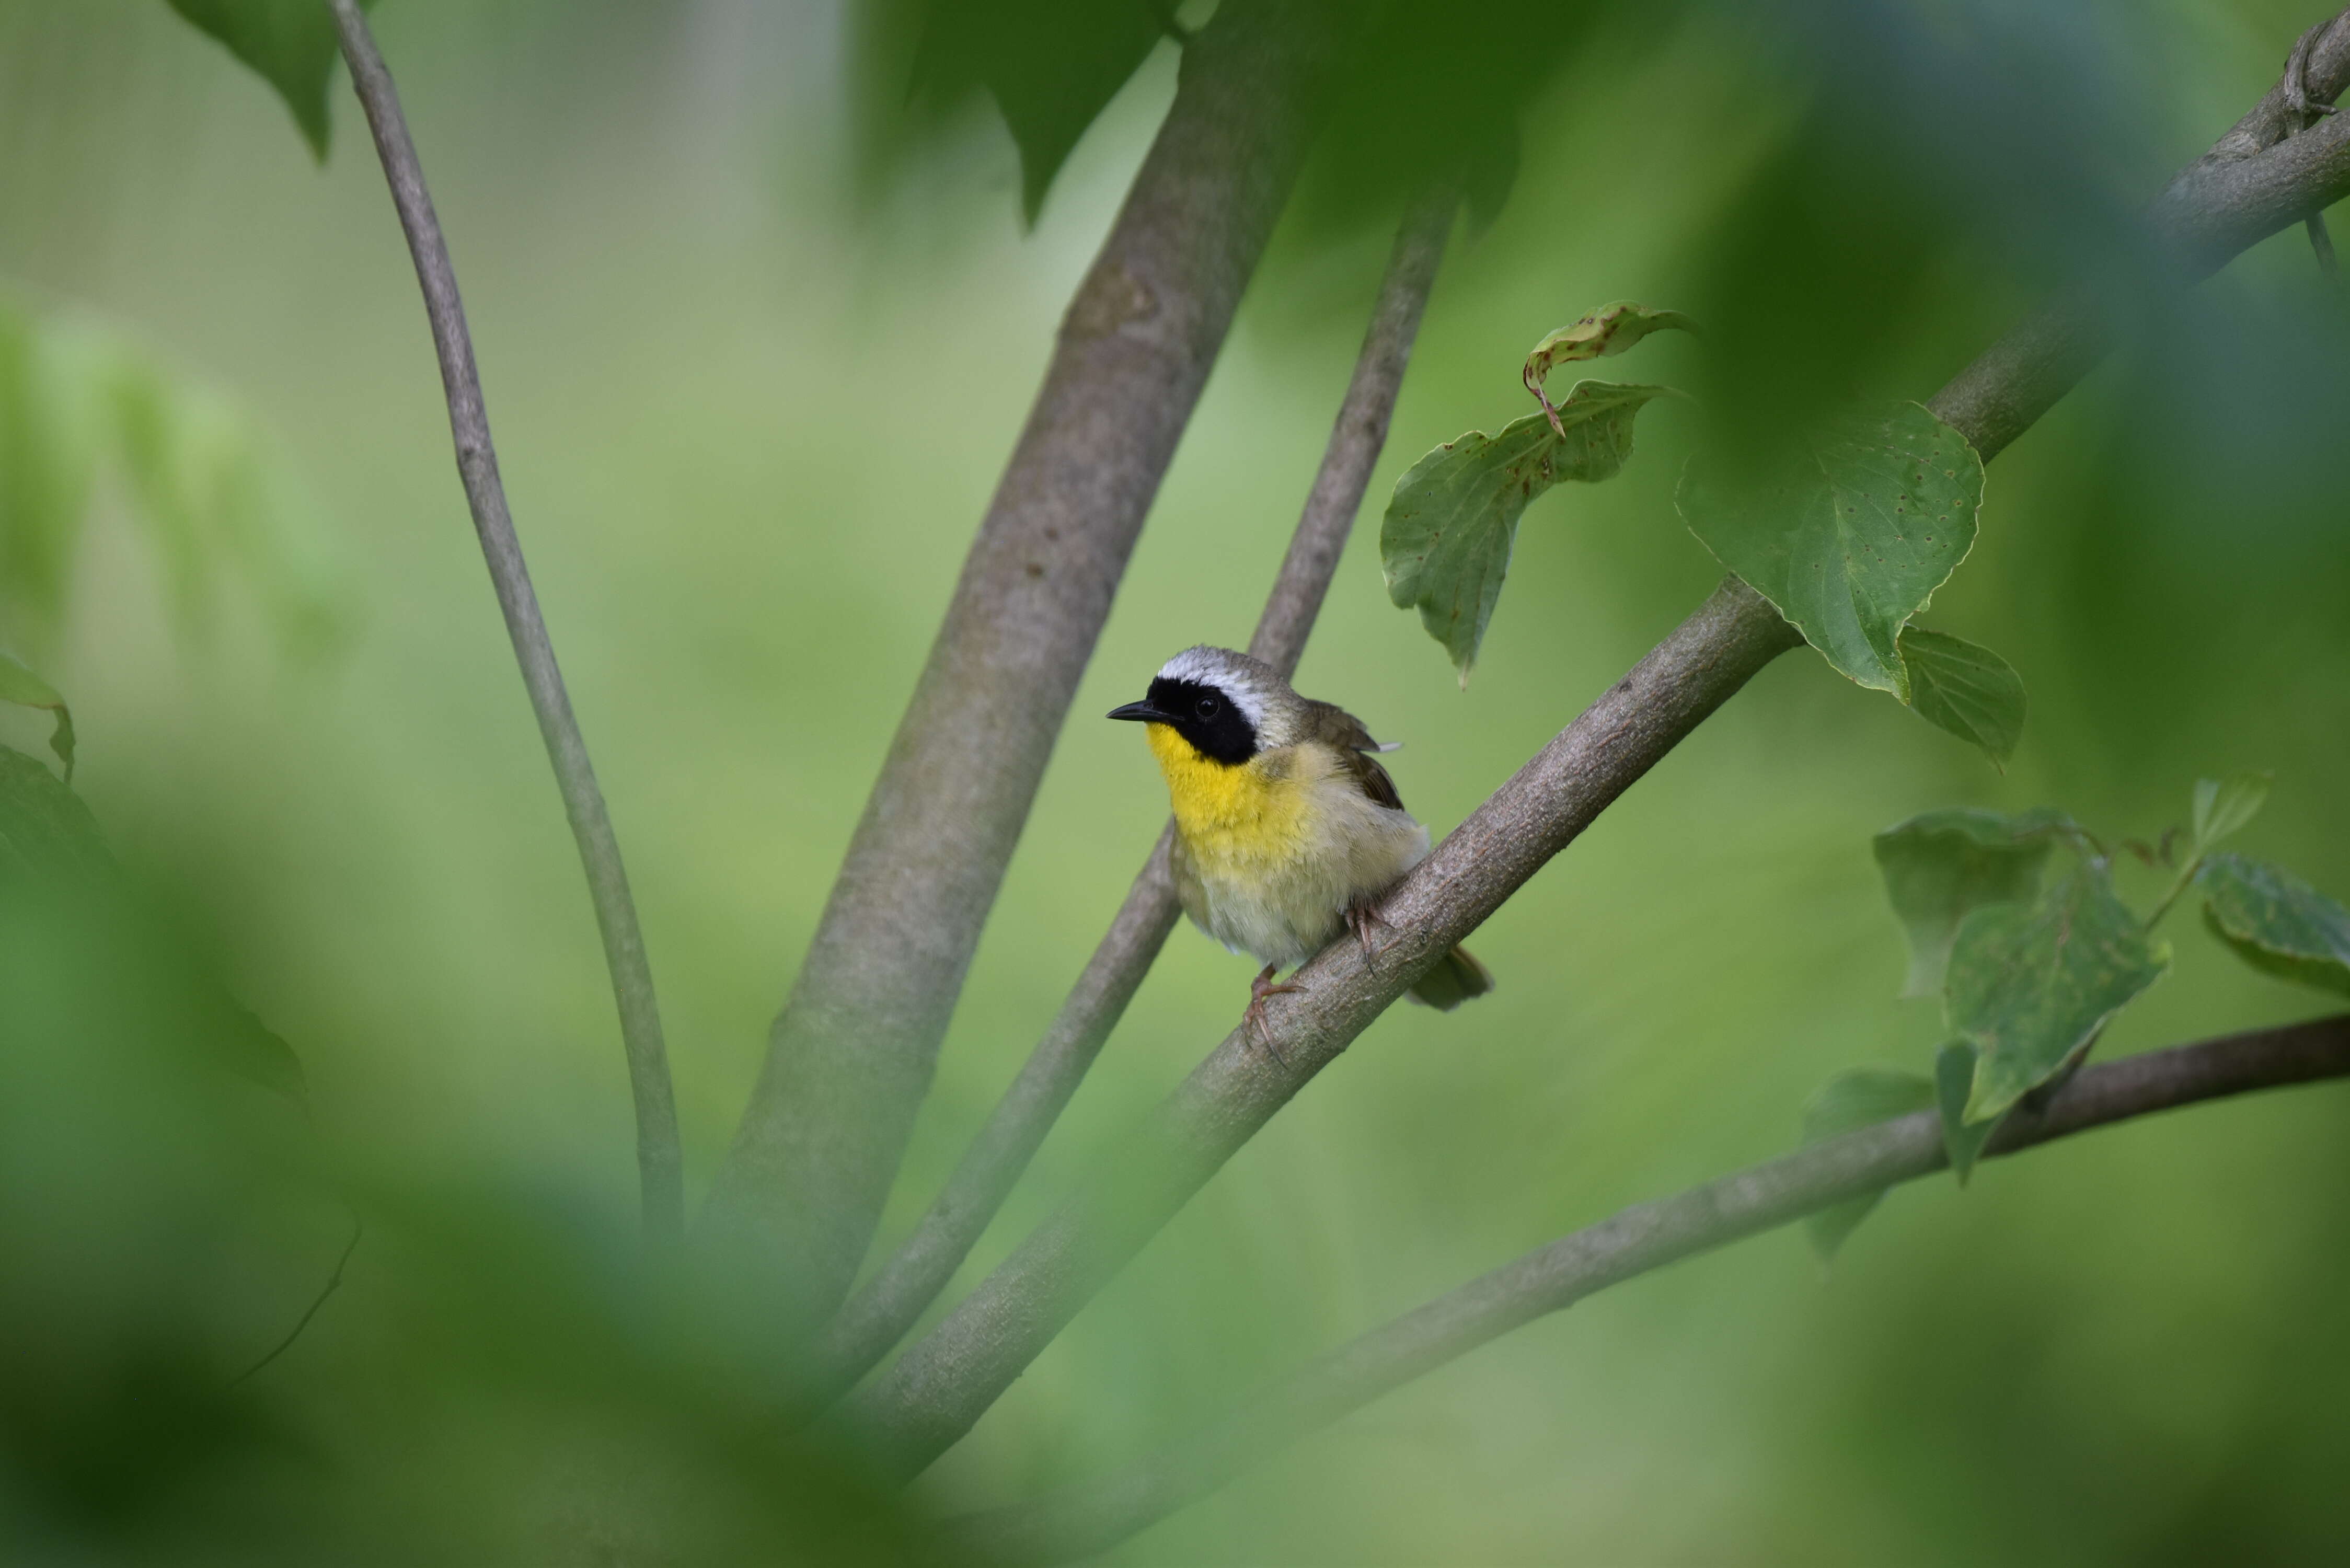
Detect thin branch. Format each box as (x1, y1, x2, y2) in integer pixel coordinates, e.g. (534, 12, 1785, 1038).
(807, 186, 1458, 1401)
(843, 29, 2350, 1480)
(329, 2, 683, 1239)
(699, 0, 1355, 1332)
(229, 1215, 363, 1387)
(945, 1016, 2350, 1563)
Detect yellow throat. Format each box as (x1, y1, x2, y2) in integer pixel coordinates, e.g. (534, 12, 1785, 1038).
(1144, 722, 1310, 864)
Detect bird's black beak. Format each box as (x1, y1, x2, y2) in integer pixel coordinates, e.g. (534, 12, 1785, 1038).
(1107, 700, 1172, 724)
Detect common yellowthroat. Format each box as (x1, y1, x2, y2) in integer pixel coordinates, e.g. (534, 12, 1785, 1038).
(1109, 645, 1493, 1045)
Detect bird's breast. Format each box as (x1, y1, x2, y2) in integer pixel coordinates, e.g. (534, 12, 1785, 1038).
(1145, 723, 1321, 871)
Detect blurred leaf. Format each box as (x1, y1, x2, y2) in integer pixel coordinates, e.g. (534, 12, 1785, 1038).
(1678, 400, 1984, 699)
(159, 0, 373, 162)
(2197, 852, 2350, 1001)
(0, 651, 75, 782)
(1897, 626, 2025, 767)
(1873, 808, 2064, 999)
(906, 0, 1165, 226)
(0, 303, 106, 639)
(0, 743, 108, 879)
(2191, 772, 2272, 851)
(1800, 1066, 1935, 1261)
(1381, 381, 1671, 681)
(1949, 866, 2169, 1125)
(1934, 1040, 2001, 1185)
(1522, 302, 1697, 423)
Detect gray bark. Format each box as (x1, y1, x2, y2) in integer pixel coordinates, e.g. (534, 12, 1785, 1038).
(844, 26, 2350, 1479)
(699, 0, 1352, 1325)
(805, 187, 1457, 1401)
(330, 1, 682, 1237)
(947, 1016, 2350, 1563)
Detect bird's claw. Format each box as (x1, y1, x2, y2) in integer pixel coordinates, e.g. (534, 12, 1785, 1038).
(1245, 964, 1304, 1065)
(1343, 900, 1398, 969)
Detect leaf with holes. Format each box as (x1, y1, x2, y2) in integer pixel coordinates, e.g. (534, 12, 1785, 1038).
(1522, 302, 1697, 433)
(1800, 1066, 1936, 1261)
(2198, 852, 2350, 1000)
(1935, 1041, 2002, 1183)
(1899, 626, 2025, 767)
(2192, 773, 2272, 851)
(1679, 400, 1984, 698)
(1873, 808, 2070, 998)
(1949, 865, 2169, 1124)
(1383, 380, 1671, 681)
(0, 652, 75, 783)
(161, 1, 377, 160)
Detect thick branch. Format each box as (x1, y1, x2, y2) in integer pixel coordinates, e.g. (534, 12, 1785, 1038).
(845, 25, 2350, 1478)
(699, 0, 1352, 1326)
(947, 1016, 2350, 1563)
(807, 187, 1457, 1400)
(329, 1, 682, 1238)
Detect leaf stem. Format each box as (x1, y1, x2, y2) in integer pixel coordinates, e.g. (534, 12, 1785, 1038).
(328, 1, 683, 1240)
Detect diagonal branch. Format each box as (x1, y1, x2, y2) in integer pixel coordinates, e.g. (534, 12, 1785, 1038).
(329, 1, 682, 1238)
(807, 185, 1459, 1401)
(698, 0, 1355, 1329)
(945, 1014, 2350, 1563)
(844, 30, 2350, 1479)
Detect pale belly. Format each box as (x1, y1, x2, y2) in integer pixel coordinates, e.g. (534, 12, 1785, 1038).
(1170, 778, 1430, 972)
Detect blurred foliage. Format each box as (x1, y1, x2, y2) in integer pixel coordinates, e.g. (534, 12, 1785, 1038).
(0, 293, 343, 664)
(3, 0, 2349, 1562)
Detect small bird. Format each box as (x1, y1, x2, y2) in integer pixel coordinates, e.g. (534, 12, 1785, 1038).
(1108, 645, 1493, 1048)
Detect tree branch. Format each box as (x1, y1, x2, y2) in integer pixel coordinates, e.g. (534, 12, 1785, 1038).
(329, 1, 682, 1239)
(944, 1015, 2350, 1563)
(807, 186, 1458, 1401)
(843, 22, 2350, 1479)
(698, 0, 1354, 1328)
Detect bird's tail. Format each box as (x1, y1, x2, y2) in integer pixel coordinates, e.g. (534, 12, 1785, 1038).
(1407, 944, 1495, 1011)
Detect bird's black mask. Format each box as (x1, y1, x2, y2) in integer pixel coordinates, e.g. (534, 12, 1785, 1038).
(1107, 677, 1259, 765)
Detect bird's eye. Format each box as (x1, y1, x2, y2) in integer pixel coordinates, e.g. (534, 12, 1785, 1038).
(1196, 695, 1220, 719)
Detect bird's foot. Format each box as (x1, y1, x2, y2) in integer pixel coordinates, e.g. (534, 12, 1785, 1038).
(1245, 964, 1304, 1065)
(1343, 898, 1399, 968)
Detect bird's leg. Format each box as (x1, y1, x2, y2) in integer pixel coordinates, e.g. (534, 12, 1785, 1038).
(1244, 963, 1304, 1064)
(1343, 897, 1399, 967)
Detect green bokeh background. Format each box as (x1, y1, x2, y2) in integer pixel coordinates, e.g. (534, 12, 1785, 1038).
(3, 0, 2347, 1561)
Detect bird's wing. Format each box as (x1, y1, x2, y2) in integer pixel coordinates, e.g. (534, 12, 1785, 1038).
(1304, 699, 1406, 812)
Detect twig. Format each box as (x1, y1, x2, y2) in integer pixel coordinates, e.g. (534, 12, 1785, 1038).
(943, 1016, 2350, 1563)
(229, 1215, 364, 1387)
(699, 0, 1354, 1331)
(806, 185, 1457, 1401)
(329, 2, 683, 1239)
(844, 29, 2350, 1480)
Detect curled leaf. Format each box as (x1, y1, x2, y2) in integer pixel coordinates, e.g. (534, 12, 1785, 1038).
(2191, 773, 2272, 851)
(2197, 852, 2350, 1000)
(1934, 1041, 2001, 1184)
(1898, 626, 2025, 768)
(1381, 381, 1670, 682)
(1522, 303, 1697, 435)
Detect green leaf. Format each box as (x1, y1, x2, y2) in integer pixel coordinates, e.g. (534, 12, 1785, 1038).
(1799, 1067, 1936, 1261)
(1949, 866, 2170, 1124)
(161, 1, 373, 162)
(1678, 400, 1984, 699)
(1934, 1041, 2002, 1184)
(0, 743, 108, 879)
(2192, 773, 2272, 851)
(0, 302, 107, 638)
(1522, 302, 1697, 430)
(1381, 381, 1671, 681)
(1873, 808, 2065, 999)
(2197, 852, 2350, 1000)
(1898, 626, 2025, 768)
(0, 652, 75, 782)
